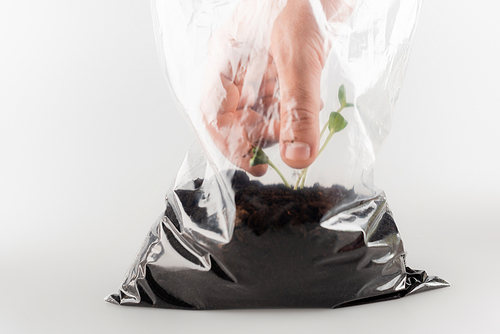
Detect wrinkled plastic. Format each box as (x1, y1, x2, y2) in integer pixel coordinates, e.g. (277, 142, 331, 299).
(107, 0, 449, 309)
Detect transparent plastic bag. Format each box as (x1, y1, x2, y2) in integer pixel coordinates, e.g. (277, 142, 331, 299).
(107, 0, 448, 309)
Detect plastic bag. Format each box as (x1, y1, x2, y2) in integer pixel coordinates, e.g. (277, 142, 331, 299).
(107, 0, 449, 309)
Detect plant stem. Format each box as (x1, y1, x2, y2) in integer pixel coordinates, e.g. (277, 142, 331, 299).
(320, 121, 329, 138)
(299, 167, 308, 189)
(317, 129, 336, 157)
(268, 160, 290, 188)
(296, 106, 344, 189)
(294, 168, 305, 190)
(296, 129, 336, 189)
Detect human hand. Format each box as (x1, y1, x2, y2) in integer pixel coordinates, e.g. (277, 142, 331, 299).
(202, 0, 354, 176)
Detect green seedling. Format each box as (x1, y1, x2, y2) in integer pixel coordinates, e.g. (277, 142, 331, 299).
(250, 146, 290, 188)
(250, 84, 354, 189)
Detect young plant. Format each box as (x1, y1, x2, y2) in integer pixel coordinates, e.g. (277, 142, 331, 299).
(250, 146, 290, 188)
(294, 85, 352, 189)
(250, 85, 354, 189)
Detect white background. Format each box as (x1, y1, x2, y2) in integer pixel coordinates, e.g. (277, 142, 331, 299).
(1, 1, 499, 333)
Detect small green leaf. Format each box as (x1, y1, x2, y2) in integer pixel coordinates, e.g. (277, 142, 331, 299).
(249, 147, 269, 166)
(345, 103, 354, 108)
(338, 85, 346, 108)
(328, 112, 348, 133)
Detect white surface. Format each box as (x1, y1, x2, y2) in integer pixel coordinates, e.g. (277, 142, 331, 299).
(1, 1, 499, 333)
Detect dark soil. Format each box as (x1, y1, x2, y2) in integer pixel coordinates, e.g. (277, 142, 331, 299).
(230, 171, 353, 235)
(143, 170, 407, 309)
(173, 171, 354, 236)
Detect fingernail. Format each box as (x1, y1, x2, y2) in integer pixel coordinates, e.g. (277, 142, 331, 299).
(285, 142, 311, 161)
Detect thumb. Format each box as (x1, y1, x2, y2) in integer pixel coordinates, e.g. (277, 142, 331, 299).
(274, 43, 324, 169)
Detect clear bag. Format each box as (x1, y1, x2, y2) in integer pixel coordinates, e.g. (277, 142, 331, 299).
(107, 0, 448, 309)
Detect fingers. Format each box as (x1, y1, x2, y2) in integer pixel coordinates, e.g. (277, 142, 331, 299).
(202, 76, 279, 176)
(239, 109, 280, 147)
(276, 75, 323, 168)
(206, 111, 269, 177)
(271, 1, 326, 169)
(236, 61, 279, 111)
(273, 51, 323, 169)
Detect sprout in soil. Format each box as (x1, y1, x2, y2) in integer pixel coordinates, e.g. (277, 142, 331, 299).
(250, 84, 353, 189)
(250, 146, 291, 188)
